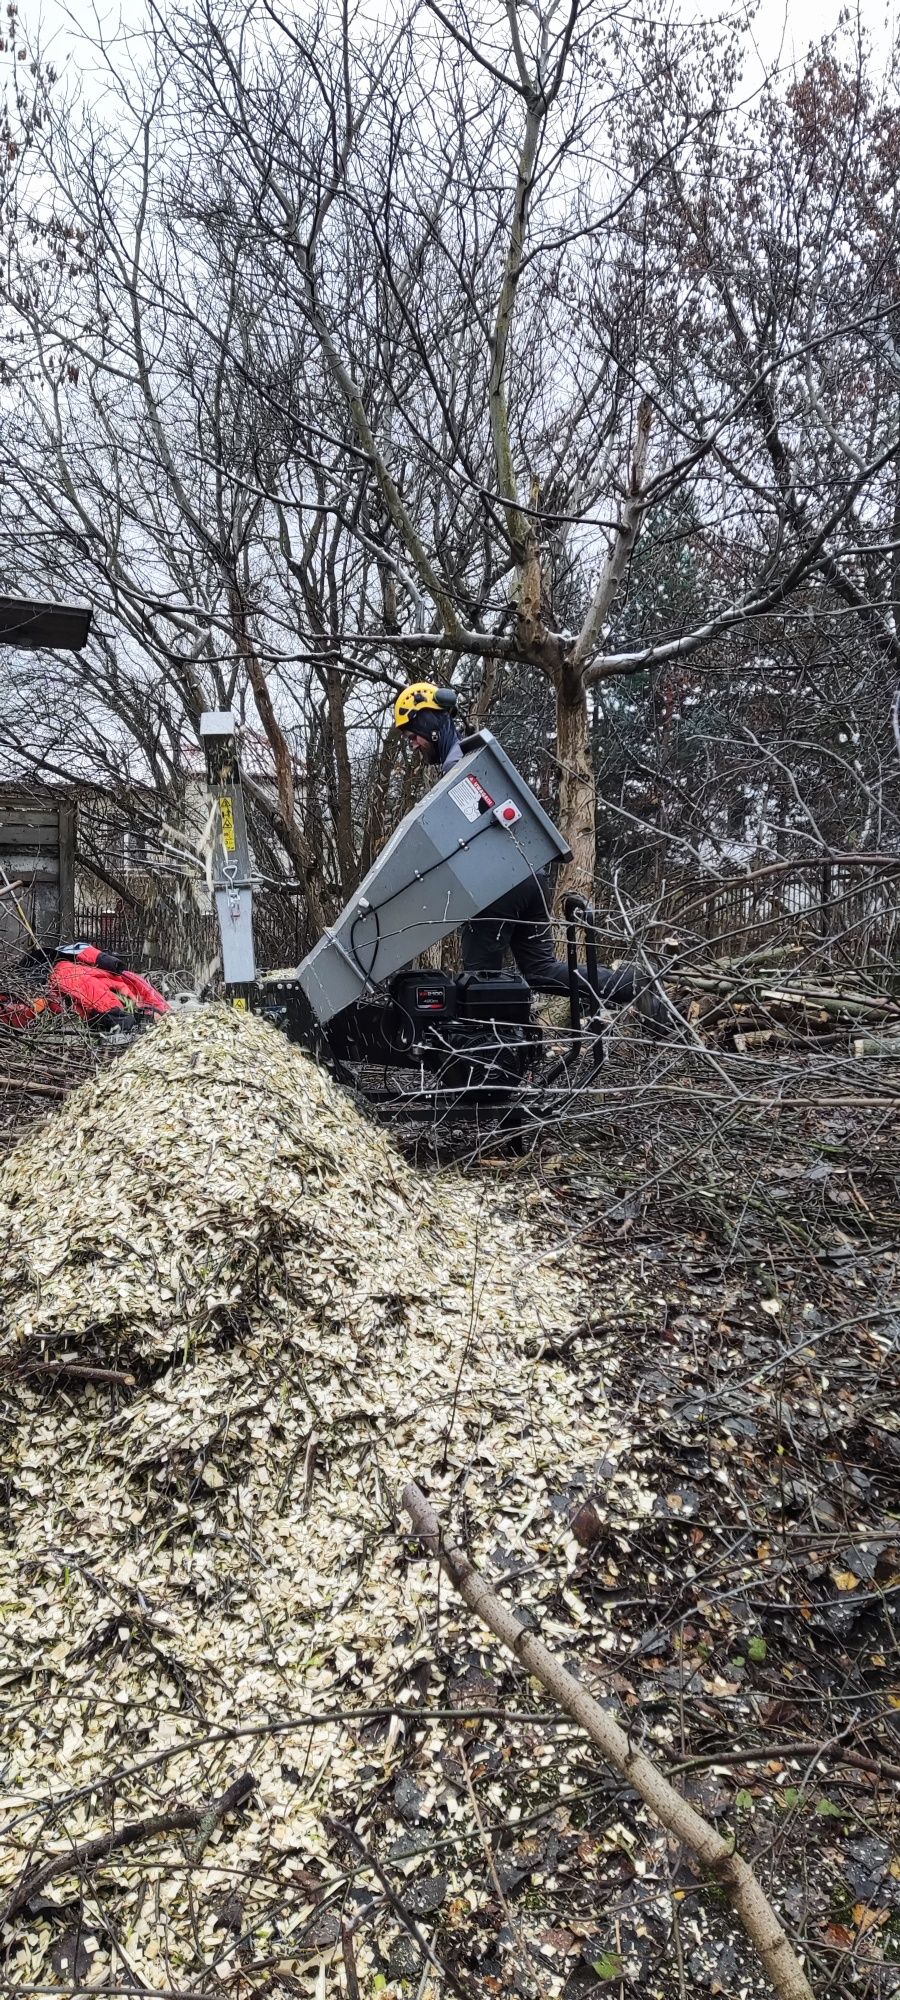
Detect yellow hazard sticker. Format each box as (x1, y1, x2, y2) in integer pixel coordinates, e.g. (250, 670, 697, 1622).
(219, 795, 237, 852)
(231, 996, 248, 1010)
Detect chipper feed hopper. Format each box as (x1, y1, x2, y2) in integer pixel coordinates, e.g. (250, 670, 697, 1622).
(298, 732, 568, 1019)
(262, 731, 610, 1126)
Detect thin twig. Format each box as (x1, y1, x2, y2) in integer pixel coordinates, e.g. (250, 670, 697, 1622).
(671, 1740, 900, 1786)
(460, 1745, 542, 1997)
(3, 1360, 136, 1387)
(302, 1430, 319, 1511)
(341, 1922, 361, 2000)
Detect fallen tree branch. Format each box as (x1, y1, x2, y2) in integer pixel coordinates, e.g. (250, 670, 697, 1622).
(671, 1740, 900, 1787)
(1, 1359, 136, 1387)
(189, 1772, 254, 1862)
(403, 1481, 815, 2000)
(0, 1073, 70, 1098)
(1, 1773, 256, 1924)
(28, 1706, 579, 1820)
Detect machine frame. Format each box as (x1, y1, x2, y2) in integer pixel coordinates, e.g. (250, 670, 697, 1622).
(262, 897, 607, 1135)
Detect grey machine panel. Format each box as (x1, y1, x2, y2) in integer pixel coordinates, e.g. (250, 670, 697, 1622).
(298, 731, 571, 1024)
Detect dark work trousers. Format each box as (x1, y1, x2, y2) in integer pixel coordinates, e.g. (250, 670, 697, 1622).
(461, 870, 637, 1001)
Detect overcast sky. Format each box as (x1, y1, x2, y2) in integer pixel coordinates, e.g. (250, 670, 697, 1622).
(724, 0, 897, 77)
(24, 0, 899, 83)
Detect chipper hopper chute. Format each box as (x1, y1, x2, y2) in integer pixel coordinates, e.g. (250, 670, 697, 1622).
(258, 732, 612, 1131)
(296, 731, 571, 1024)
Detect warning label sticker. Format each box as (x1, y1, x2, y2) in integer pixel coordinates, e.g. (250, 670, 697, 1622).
(449, 775, 495, 821)
(219, 795, 237, 852)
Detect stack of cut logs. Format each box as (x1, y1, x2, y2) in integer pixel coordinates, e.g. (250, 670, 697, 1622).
(667, 951, 900, 1055)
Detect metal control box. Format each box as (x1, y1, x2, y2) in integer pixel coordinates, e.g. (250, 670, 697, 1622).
(200, 711, 256, 988)
(297, 732, 571, 1024)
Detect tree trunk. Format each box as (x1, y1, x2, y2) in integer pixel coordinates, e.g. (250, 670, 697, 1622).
(556, 673, 595, 900)
(324, 664, 356, 898)
(358, 731, 401, 883)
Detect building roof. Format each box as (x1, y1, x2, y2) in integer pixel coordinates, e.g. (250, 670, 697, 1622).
(0, 595, 92, 651)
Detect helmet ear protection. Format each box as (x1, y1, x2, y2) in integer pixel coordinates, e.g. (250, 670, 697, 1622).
(393, 683, 458, 731)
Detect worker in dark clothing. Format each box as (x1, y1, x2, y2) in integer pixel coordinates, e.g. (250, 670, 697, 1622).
(393, 682, 627, 1004)
(458, 870, 582, 994)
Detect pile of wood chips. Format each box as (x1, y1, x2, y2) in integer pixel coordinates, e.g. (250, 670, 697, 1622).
(0, 1008, 644, 1993)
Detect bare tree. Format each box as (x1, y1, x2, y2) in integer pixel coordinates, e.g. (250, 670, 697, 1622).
(2, 0, 898, 923)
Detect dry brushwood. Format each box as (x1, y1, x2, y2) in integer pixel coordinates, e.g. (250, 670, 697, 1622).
(325, 1818, 472, 2000)
(670, 959, 900, 1053)
(0, 1007, 105, 1154)
(403, 1481, 816, 2000)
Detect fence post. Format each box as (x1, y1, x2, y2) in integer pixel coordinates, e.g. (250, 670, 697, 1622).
(58, 803, 76, 939)
(820, 860, 832, 942)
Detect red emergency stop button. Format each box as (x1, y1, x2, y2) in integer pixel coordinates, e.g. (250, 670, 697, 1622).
(493, 799, 522, 826)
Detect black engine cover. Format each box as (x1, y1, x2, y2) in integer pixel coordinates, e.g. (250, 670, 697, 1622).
(267, 968, 537, 1106)
(390, 971, 457, 1033)
(455, 970, 532, 1024)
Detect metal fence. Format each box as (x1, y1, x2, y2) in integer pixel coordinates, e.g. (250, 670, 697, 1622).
(72, 906, 148, 960)
(595, 860, 900, 971)
(73, 892, 307, 979)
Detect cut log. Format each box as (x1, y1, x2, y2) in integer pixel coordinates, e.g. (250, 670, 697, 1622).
(733, 1028, 793, 1052)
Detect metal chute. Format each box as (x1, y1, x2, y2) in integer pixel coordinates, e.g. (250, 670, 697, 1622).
(297, 731, 570, 1024)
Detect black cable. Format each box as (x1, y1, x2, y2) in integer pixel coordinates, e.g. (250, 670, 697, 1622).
(349, 902, 381, 989)
(345, 912, 431, 1059)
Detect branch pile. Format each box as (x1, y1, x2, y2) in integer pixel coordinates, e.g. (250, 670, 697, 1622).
(670, 956, 900, 1055)
(0, 1009, 103, 1153)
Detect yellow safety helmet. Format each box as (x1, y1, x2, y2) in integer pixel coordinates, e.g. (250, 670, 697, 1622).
(393, 682, 457, 731)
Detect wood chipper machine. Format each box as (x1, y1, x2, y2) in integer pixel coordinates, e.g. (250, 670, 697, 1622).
(201, 712, 654, 1130)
